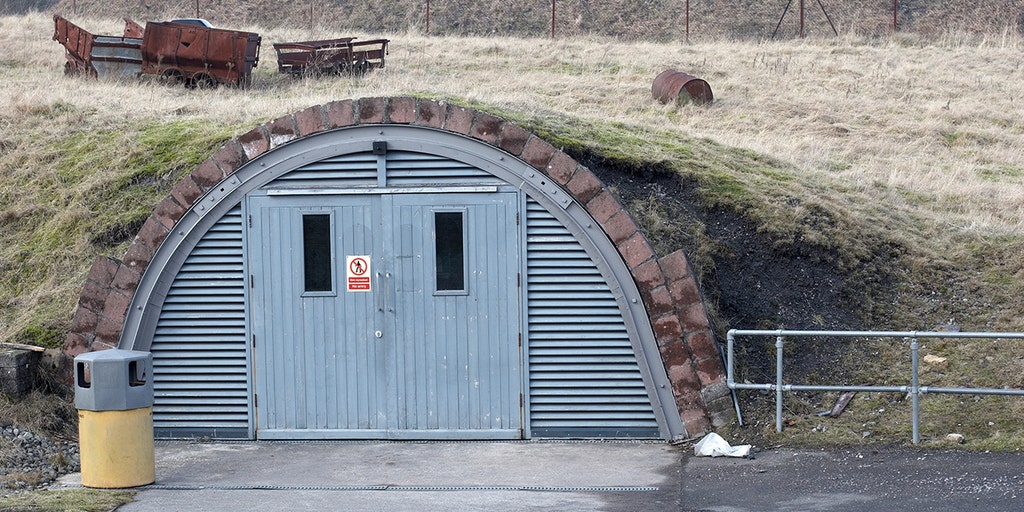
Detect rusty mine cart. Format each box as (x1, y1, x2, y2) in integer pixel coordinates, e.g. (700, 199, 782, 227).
(272, 37, 389, 76)
(53, 15, 261, 88)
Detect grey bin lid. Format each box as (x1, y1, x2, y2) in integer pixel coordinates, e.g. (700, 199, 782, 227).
(74, 349, 154, 411)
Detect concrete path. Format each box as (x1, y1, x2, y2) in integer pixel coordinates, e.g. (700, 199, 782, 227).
(55, 441, 1024, 511)
(63, 440, 683, 511)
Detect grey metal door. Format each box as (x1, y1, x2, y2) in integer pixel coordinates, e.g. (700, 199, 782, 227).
(248, 191, 521, 439)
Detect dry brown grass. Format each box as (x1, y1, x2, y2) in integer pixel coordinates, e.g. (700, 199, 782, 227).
(5, 13, 1021, 233)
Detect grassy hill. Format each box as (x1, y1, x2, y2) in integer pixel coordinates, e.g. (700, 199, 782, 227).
(0, 7, 1022, 451)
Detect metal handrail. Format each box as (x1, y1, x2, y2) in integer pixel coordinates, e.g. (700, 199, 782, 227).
(726, 329, 1024, 444)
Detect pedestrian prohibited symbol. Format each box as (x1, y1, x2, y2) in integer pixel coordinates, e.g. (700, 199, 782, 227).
(346, 256, 371, 292)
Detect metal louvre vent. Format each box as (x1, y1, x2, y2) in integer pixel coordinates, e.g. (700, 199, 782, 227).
(151, 205, 248, 438)
(385, 151, 504, 186)
(525, 200, 659, 438)
(270, 152, 378, 188)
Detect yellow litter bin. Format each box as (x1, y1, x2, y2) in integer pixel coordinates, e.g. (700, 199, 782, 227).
(74, 349, 155, 488)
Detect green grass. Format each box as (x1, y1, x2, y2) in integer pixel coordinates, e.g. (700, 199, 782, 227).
(0, 108, 235, 347)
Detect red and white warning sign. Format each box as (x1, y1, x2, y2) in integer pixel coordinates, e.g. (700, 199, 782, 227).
(346, 255, 371, 292)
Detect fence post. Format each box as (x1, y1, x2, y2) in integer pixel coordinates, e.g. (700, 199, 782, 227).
(911, 336, 920, 444)
(776, 334, 784, 432)
(551, 0, 556, 39)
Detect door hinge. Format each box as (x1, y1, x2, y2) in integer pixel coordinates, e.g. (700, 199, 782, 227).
(250, 274, 254, 288)
(519, 394, 523, 408)
(247, 214, 252, 229)
(516, 211, 520, 225)
(254, 394, 257, 408)
(517, 273, 521, 288)
(251, 334, 256, 348)
(518, 332, 522, 348)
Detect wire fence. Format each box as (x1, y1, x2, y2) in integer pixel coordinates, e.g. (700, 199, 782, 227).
(32, 0, 1024, 41)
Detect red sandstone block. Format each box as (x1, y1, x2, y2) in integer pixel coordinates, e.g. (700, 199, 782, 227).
(238, 126, 270, 161)
(566, 166, 601, 203)
(70, 306, 98, 335)
(444, 104, 473, 134)
(268, 115, 298, 148)
(633, 259, 666, 291)
(546, 151, 577, 186)
(153, 196, 186, 230)
(358, 97, 387, 123)
(170, 175, 203, 208)
(686, 330, 719, 361)
(659, 250, 692, 283)
(388, 97, 416, 124)
(212, 141, 247, 175)
(111, 266, 141, 296)
(669, 276, 702, 307)
(94, 316, 123, 347)
(63, 333, 90, 358)
(684, 414, 712, 436)
(676, 389, 706, 410)
(521, 137, 556, 171)
(617, 233, 655, 269)
(679, 302, 712, 334)
(696, 357, 726, 386)
(498, 122, 530, 156)
(86, 256, 119, 287)
(102, 290, 131, 322)
(326, 99, 355, 128)
(471, 112, 503, 143)
(416, 99, 445, 128)
(191, 159, 224, 190)
(123, 242, 153, 272)
(585, 190, 622, 224)
(658, 336, 690, 370)
(603, 211, 639, 246)
(79, 280, 109, 314)
(294, 105, 325, 136)
(642, 285, 675, 318)
(667, 361, 700, 391)
(653, 313, 684, 345)
(137, 217, 168, 251)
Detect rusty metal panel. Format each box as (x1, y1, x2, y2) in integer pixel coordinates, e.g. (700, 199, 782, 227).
(140, 21, 261, 87)
(123, 18, 144, 39)
(53, 15, 141, 79)
(652, 69, 714, 105)
(273, 37, 389, 76)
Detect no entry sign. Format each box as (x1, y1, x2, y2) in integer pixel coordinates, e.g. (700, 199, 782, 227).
(346, 255, 371, 292)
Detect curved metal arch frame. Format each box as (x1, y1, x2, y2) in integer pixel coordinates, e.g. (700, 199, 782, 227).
(120, 124, 686, 440)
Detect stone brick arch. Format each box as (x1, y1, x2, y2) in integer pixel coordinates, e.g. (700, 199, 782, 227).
(64, 96, 733, 436)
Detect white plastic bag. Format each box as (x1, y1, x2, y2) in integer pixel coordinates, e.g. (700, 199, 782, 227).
(693, 432, 751, 458)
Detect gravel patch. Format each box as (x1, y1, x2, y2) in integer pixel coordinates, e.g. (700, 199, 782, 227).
(0, 422, 80, 493)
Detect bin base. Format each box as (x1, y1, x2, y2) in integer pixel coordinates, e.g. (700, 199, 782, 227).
(79, 407, 155, 488)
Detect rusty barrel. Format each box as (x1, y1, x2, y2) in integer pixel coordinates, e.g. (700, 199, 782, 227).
(652, 69, 713, 105)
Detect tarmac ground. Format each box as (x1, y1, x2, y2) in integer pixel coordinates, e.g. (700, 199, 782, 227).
(54, 440, 1024, 511)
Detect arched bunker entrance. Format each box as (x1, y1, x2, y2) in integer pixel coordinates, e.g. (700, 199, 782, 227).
(65, 97, 733, 441)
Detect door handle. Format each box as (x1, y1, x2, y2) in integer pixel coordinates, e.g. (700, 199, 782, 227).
(385, 272, 393, 312)
(375, 272, 383, 312)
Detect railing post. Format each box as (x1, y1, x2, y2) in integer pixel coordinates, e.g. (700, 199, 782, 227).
(911, 336, 920, 444)
(776, 334, 784, 433)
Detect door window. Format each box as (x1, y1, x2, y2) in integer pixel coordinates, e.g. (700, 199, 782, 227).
(302, 213, 333, 293)
(434, 211, 466, 293)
